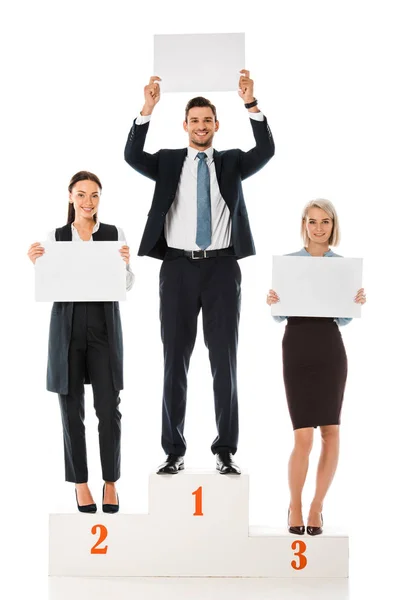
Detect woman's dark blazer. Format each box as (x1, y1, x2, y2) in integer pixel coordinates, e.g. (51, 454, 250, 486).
(124, 116, 275, 260)
(46, 223, 124, 395)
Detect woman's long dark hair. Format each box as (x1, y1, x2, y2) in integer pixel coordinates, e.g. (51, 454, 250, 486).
(67, 171, 102, 224)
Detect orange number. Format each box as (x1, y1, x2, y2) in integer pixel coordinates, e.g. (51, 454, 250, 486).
(91, 524, 108, 554)
(291, 540, 307, 570)
(192, 486, 203, 516)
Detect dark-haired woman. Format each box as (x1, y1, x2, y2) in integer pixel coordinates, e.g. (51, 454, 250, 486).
(28, 171, 134, 513)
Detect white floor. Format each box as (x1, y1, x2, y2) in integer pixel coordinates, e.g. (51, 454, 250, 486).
(49, 576, 349, 600)
(48, 569, 399, 600)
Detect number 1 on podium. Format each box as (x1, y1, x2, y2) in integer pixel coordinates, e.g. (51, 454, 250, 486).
(192, 486, 204, 516)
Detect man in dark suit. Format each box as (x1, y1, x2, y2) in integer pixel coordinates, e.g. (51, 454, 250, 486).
(125, 70, 274, 475)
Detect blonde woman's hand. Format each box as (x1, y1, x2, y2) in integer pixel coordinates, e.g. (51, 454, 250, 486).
(119, 245, 130, 265)
(266, 289, 280, 305)
(354, 288, 367, 305)
(28, 242, 45, 264)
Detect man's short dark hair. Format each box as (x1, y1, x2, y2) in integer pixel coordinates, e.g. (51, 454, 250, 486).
(185, 97, 217, 122)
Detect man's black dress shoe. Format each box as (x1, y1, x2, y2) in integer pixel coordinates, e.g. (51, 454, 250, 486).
(75, 489, 97, 514)
(215, 452, 241, 475)
(307, 513, 323, 536)
(102, 483, 119, 514)
(157, 454, 185, 474)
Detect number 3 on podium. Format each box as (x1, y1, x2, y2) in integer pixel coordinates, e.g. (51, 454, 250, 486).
(291, 540, 307, 570)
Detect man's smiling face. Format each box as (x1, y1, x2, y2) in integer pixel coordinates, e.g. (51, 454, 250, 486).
(183, 106, 219, 150)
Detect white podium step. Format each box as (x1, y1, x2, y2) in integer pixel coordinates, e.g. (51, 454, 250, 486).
(49, 471, 348, 578)
(149, 470, 249, 537)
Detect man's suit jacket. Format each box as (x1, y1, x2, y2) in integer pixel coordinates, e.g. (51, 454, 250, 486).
(124, 116, 275, 260)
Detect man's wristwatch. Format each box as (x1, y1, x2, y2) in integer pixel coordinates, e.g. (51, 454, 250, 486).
(244, 98, 258, 109)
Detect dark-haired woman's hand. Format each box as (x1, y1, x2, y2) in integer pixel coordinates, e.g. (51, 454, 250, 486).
(266, 289, 280, 306)
(354, 288, 367, 305)
(28, 242, 45, 264)
(119, 245, 130, 265)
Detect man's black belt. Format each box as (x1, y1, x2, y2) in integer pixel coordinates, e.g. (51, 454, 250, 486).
(166, 246, 235, 259)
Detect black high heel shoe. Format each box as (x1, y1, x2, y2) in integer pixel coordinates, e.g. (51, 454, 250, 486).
(307, 513, 323, 536)
(287, 508, 305, 535)
(75, 489, 97, 514)
(102, 483, 119, 514)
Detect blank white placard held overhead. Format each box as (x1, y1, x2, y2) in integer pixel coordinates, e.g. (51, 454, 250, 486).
(35, 242, 126, 302)
(154, 33, 245, 93)
(271, 256, 363, 318)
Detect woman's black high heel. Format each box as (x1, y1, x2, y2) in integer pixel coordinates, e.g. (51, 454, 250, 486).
(287, 508, 305, 535)
(75, 489, 97, 514)
(307, 513, 323, 536)
(102, 483, 119, 514)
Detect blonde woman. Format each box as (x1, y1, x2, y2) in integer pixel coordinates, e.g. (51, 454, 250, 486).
(267, 199, 366, 535)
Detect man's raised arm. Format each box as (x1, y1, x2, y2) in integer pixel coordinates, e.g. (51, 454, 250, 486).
(237, 69, 275, 180)
(124, 76, 162, 181)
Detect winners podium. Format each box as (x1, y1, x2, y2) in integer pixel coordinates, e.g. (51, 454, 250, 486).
(49, 471, 348, 578)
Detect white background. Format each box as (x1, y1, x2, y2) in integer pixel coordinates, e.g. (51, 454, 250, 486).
(1, 0, 399, 597)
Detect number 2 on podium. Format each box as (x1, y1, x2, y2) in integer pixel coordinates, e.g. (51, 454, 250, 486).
(192, 486, 204, 516)
(91, 524, 108, 554)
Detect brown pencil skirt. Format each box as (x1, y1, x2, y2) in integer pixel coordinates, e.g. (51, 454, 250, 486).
(282, 317, 348, 430)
